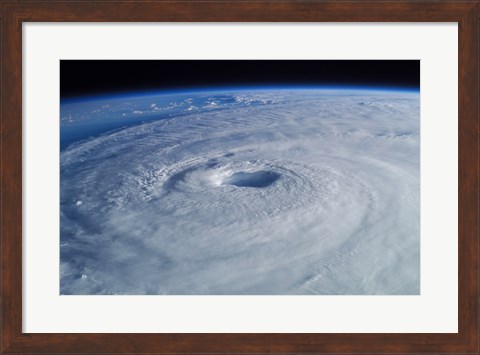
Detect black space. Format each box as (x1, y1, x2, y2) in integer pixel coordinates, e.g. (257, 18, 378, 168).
(60, 60, 419, 99)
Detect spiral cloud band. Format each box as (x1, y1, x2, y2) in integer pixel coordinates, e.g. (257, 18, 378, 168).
(60, 89, 420, 295)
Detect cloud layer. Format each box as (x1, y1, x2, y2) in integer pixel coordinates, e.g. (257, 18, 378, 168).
(60, 89, 420, 295)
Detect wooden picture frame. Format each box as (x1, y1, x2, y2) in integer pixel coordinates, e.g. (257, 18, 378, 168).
(1, 1, 478, 353)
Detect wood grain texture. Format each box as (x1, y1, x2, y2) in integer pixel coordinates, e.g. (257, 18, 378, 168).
(1, 0, 24, 353)
(457, 2, 480, 352)
(1, 1, 478, 354)
(1, 0, 479, 22)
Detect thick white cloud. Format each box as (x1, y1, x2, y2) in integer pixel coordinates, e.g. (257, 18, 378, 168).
(60, 89, 420, 295)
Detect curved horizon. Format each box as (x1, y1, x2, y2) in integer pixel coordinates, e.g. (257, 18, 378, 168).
(61, 85, 420, 104)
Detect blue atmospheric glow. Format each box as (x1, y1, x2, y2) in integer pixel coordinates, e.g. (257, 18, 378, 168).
(61, 85, 420, 104)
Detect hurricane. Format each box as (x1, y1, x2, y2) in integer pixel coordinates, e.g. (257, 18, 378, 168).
(60, 88, 420, 295)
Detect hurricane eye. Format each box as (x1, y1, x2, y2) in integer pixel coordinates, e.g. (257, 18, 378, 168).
(222, 171, 280, 188)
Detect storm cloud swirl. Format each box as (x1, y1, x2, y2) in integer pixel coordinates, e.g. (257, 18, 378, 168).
(60, 89, 420, 295)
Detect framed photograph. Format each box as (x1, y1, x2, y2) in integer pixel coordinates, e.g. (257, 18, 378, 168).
(1, 1, 478, 353)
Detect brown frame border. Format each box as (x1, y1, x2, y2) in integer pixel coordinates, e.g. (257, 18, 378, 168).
(1, 1, 478, 353)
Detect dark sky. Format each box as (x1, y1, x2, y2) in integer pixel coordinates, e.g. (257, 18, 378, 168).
(60, 60, 419, 99)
